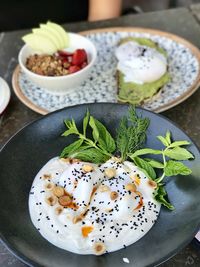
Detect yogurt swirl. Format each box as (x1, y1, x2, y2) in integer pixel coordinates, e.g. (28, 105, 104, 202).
(29, 157, 160, 255)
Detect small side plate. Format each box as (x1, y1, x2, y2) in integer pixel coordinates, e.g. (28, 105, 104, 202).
(0, 77, 11, 114)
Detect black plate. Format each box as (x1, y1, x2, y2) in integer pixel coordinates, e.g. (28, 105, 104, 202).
(0, 103, 200, 267)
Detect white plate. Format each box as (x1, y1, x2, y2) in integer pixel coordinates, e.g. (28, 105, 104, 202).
(0, 77, 10, 114)
(12, 27, 200, 115)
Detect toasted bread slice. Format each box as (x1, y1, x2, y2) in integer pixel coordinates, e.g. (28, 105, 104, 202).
(117, 71, 170, 105)
(116, 37, 170, 105)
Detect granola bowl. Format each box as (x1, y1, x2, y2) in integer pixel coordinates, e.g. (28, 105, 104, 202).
(18, 33, 97, 94)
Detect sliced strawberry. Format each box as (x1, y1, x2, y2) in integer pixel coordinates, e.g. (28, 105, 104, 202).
(58, 50, 73, 57)
(72, 49, 87, 66)
(62, 58, 68, 63)
(69, 65, 81, 74)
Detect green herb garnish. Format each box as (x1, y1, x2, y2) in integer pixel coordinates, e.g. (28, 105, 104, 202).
(60, 110, 116, 163)
(116, 106, 150, 161)
(60, 107, 193, 210)
(129, 130, 193, 210)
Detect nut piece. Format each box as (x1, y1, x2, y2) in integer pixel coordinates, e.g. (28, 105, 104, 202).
(45, 195, 57, 206)
(60, 158, 80, 164)
(43, 174, 52, 180)
(69, 158, 80, 164)
(59, 195, 72, 207)
(148, 180, 157, 189)
(52, 186, 65, 197)
(55, 206, 64, 215)
(44, 182, 55, 191)
(105, 208, 113, 213)
(111, 156, 122, 163)
(72, 215, 83, 224)
(125, 183, 136, 192)
(60, 158, 70, 163)
(82, 164, 94, 173)
(110, 191, 118, 200)
(93, 242, 106, 255)
(99, 185, 110, 192)
(104, 168, 116, 179)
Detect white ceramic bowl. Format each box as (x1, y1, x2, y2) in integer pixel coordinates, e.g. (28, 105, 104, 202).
(18, 33, 97, 94)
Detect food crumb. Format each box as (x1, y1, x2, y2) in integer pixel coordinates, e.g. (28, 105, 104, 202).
(123, 257, 130, 264)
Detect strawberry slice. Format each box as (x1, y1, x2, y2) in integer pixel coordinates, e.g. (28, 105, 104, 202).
(69, 65, 81, 74)
(72, 49, 87, 66)
(58, 50, 73, 57)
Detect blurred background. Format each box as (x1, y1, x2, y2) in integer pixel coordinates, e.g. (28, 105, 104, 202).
(0, 0, 200, 32)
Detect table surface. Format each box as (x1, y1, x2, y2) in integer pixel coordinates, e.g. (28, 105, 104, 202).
(0, 4, 200, 267)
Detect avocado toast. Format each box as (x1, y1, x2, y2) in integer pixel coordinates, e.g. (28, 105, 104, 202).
(116, 37, 170, 105)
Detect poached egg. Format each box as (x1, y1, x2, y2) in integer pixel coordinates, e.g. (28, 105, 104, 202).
(115, 41, 167, 84)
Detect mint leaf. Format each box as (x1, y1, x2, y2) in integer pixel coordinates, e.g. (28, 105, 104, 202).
(144, 158, 164, 169)
(83, 110, 90, 136)
(168, 140, 190, 148)
(92, 117, 116, 153)
(62, 119, 78, 136)
(130, 148, 162, 157)
(164, 160, 192, 176)
(131, 156, 156, 180)
(164, 147, 194, 160)
(165, 131, 171, 145)
(89, 116, 99, 142)
(61, 128, 77, 137)
(154, 185, 174, 210)
(157, 135, 169, 146)
(61, 112, 113, 164)
(74, 148, 110, 163)
(60, 139, 83, 158)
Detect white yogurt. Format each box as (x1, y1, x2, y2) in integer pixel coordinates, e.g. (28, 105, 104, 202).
(115, 41, 167, 84)
(29, 157, 160, 255)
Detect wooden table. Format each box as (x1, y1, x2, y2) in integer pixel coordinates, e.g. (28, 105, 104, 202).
(0, 4, 200, 267)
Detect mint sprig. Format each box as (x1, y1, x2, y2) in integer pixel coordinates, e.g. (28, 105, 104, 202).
(128, 131, 193, 209)
(60, 110, 116, 163)
(129, 131, 193, 183)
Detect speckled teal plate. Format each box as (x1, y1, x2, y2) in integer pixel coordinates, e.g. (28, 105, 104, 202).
(12, 28, 200, 115)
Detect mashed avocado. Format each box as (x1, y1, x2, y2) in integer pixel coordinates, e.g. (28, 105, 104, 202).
(117, 37, 170, 105)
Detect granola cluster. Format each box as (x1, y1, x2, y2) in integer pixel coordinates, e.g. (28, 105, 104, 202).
(26, 54, 69, 76)
(25, 49, 88, 76)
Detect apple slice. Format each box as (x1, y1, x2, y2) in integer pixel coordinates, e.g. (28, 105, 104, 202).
(22, 33, 57, 54)
(32, 28, 60, 50)
(40, 24, 64, 49)
(47, 21, 69, 48)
